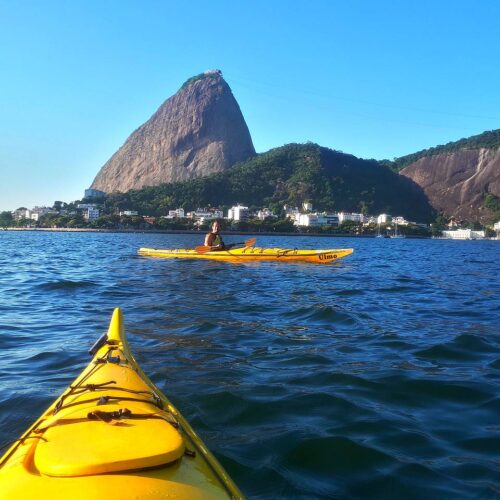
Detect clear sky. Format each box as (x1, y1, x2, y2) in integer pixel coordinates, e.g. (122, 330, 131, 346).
(1, 0, 499, 211)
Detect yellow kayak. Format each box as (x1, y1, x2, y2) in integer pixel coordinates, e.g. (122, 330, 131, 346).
(138, 246, 353, 263)
(0, 309, 242, 499)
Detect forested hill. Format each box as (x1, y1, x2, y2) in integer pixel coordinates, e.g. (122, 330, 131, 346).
(386, 129, 500, 171)
(106, 143, 435, 222)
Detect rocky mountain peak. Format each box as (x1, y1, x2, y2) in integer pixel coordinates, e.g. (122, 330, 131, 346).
(91, 71, 255, 193)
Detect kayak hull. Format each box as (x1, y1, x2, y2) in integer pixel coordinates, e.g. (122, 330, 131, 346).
(138, 246, 354, 263)
(0, 309, 242, 499)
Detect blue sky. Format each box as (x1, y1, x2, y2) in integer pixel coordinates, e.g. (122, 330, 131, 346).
(1, 0, 499, 211)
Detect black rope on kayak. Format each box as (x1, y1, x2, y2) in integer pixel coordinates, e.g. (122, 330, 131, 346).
(53, 382, 163, 415)
(184, 449, 196, 458)
(73, 355, 107, 387)
(53, 380, 117, 414)
(54, 394, 164, 413)
(87, 408, 178, 426)
(75, 381, 118, 392)
(34, 409, 180, 433)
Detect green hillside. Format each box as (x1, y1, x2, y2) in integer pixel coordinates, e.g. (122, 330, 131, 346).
(385, 129, 500, 171)
(106, 143, 435, 222)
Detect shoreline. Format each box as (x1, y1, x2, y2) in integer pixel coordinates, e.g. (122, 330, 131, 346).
(1, 227, 430, 238)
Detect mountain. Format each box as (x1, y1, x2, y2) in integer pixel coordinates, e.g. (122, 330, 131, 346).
(106, 143, 436, 222)
(91, 70, 255, 193)
(391, 130, 500, 222)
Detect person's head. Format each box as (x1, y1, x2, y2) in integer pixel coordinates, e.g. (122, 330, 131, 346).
(211, 220, 220, 233)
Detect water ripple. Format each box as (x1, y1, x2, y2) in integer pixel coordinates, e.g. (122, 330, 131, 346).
(0, 232, 499, 498)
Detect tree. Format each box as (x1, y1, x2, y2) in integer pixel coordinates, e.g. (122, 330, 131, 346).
(0, 211, 14, 227)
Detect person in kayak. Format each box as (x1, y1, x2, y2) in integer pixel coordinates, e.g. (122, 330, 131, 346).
(204, 220, 226, 250)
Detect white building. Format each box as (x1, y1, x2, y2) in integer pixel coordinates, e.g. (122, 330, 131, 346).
(167, 208, 185, 219)
(392, 216, 409, 226)
(338, 212, 364, 224)
(120, 210, 139, 216)
(302, 202, 313, 212)
(494, 221, 500, 236)
(188, 208, 223, 221)
(82, 207, 100, 221)
(284, 205, 300, 218)
(30, 207, 58, 221)
(295, 212, 339, 227)
(377, 214, 392, 224)
(257, 208, 276, 220)
(295, 214, 320, 227)
(12, 208, 31, 220)
(227, 205, 249, 221)
(441, 229, 485, 240)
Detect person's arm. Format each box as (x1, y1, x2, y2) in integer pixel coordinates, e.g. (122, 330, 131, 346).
(204, 233, 214, 247)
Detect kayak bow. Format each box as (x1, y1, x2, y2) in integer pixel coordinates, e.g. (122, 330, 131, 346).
(0, 308, 243, 499)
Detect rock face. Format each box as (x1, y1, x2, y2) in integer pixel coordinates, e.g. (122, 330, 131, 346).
(400, 148, 500, 221)
(91, 70, 255, 193)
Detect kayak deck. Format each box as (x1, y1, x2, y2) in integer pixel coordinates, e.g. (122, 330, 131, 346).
(0, 309, 242, 499)
(138, 246, 353, 263)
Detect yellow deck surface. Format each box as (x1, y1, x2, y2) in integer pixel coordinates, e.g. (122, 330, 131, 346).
(0, 309, 242, 499)
(138, 246, 354, 263)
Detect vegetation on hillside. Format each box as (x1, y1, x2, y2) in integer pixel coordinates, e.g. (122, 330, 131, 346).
(384, 129, 500, 171)
(180, 70, 221, 90)
(484, 193, 500, 220)
(105, 143, 435, 222)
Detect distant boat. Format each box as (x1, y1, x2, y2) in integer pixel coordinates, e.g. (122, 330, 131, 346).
(390, 221, 405, 238)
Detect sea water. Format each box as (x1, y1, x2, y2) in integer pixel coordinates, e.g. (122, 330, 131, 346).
(0, 232, 498, 498)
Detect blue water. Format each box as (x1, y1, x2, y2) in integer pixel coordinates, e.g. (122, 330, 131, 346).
(0, 232, 499, 498)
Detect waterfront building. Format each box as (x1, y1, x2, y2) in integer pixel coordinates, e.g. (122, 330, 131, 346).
(392, 216, 409, 225)
(227, 205, 249, 221)
(82, 207, 100, 221)
(302, 202, 313, 212)
(167, 208, 185, 218)
(29, 207, 58, 221)
(441, 229, 485, 240)
(284, 205, 300, 218)
(494, 221, 500, 238)
(295, 212, 339, 227)
(338, 212, 364, 223)
(377, 214, 392, 224)
(257, 208, 276, 220)
(295, 214, 321, 226)
(187, 208, 223, 221)
(12, 208, 31, 220)
(119, 210, 139, 216)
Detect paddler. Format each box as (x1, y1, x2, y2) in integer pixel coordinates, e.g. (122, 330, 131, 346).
(204, 220, 226, 250)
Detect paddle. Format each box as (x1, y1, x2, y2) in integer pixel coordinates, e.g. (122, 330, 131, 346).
(195, 237, 256, 254)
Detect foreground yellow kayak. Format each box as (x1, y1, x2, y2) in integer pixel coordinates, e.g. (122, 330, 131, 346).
(0, 309, 242, 499)
(138, 246, 353, 263)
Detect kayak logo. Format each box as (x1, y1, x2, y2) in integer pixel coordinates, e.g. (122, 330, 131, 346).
(319, 253, 337, 261)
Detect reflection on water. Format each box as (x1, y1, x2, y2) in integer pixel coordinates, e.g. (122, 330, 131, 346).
(0, 232, 499, 498)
